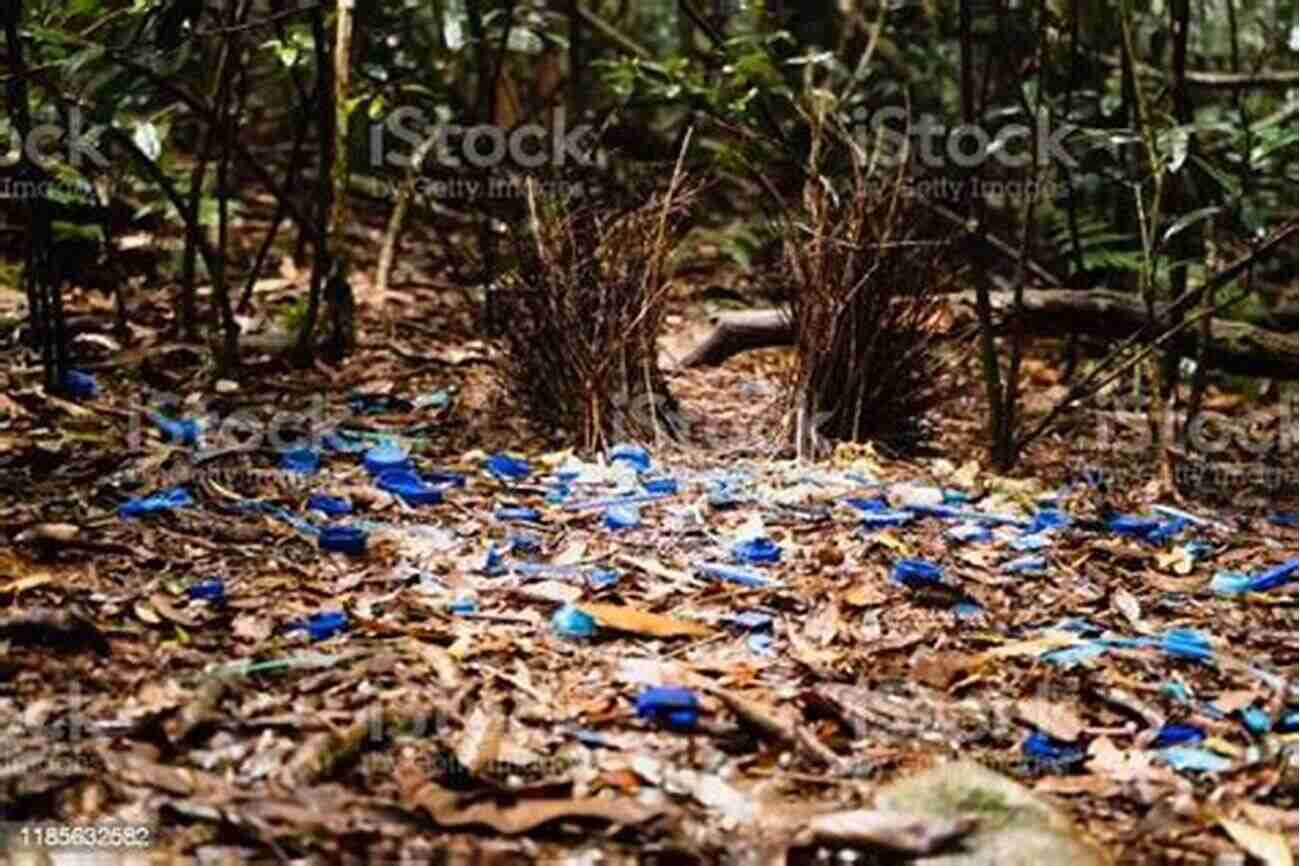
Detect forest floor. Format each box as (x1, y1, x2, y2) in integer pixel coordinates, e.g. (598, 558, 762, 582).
(0, 236, 1296, 866)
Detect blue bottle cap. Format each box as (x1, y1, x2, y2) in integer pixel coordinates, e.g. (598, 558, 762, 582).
(375, 469, 443, 505)
(319, 526, 368, 555)
(363, 442, 410, 475)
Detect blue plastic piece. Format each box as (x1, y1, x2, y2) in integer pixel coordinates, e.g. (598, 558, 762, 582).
(708, 479, 744, 509)
(551, 604, 597, 639)
(321, 431, 367, 454)
(318, 526, 367, 555)
(448, 593, 478, 615)
(149, 412, 200, 446)
(376, 469, 444, 506)
(1278, 711, 1298, 733)
(563, 492, 670, 512)
(1003, 554, 1048, 575)
(1269, 511, 1298, 528)
(1042, 642, 1111, 667)
(1152, 723, 1204, 748)
(485, 453, 531, 481)
(635, 686, 699, 729)
(188, 578, 225, 603)
(1107, 513, 1189, 544)
(697, 562, 778, 588)
(731, 611, 774, 631)
(604, 504, 642, 530)
(952, 600, 984, 619)
(1026, 508, 1072, 533)
(363, 442, 411, 476)
(298, 610, 348, 641)
(1022, 732, 1085, 765)
(942, 489, 970, 505)
(1156, 746, 1231, 773)
(947, 523, 993, 543)
(119, 486, 193, 518)
(1182, 540, 1215, 561)
(495, 506, 542, 522)
(844, 497, 889, 513)
(860, 510, 915, 530)
(307, 494, 352, 516)
(1227, 557, 1298, 593)
(732, 537, 782, 565)
(891, 558, 945, 589)
(279, 447, 320, 474)
(545, 483, 572, 504)
(588, 568, 620, 589)
(608, 442, 651, 473)
(481, 543, 505, 576)
(908, 504, 1029, 528)
(62, 369, 97, 399)
(643, 476, 678, 496)
(1240, 707, 1272, 736)
(1160, 629, 1213, 663)
(1146, 516, 1191, 544)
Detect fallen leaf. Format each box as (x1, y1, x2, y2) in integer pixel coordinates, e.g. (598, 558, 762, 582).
(1218, 817, 1294, 866)
(1017, 698, 1085, 742)
(576, 603, 711, 638)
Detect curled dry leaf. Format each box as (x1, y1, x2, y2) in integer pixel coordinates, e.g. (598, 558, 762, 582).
(795, 809, 977, 854)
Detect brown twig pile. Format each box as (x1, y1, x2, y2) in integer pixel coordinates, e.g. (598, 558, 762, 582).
(497, 169, 698, 452)
(780, 113, 956, 457)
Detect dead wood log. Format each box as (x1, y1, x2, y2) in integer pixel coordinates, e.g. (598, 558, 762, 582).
(677, 290, 1297, 379)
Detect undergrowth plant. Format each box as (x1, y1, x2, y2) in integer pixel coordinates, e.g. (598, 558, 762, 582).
(498, 163, 698, 452)
(780, 99, 956, 459)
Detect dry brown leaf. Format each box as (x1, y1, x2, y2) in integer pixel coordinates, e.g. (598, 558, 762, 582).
(1218, 818, 1294, 866)
(576, 603, 711, 637)
(456, 704, 505, 776)
(1017, 698, 1085, 742)
(796, 809, 977, 854)
(843, 581, 886, 607)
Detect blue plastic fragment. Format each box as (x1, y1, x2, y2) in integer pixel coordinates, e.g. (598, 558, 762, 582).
(844, 497, 890, 513)
(1026, 508, 1072, 533)
(604, 504, 642, 530)
(119, 486, 193, 518)
(1152, 723, 1204, 748)
(563, 491, 670, 512)
(551, 604, 597, 639)
(1022, 732, 1085, 764)
(363, 442, 410, 476)
(1146, 516, 1191, 544)
(496, 506, 542, 522)
(732, 537, 782, 565)
(1269, 511, 1298, 528)
(481, 543, 505, 576)
(952, 600, 984, 619)
(297, 610, 348, 641)
(148, 412, 200, 446)
(697, 562, 778, 588)
(1240, 707, 1272, 735)
(1278, 711, 1299, 733)
(321, 431, 367, 454)
(1182, 540, 1215, 561)
(608, 442, 651, 473)
(1160, 629, 1213, 663)
(635, 686, 699, 729)
(1224, 557, 1298, 593)
(908, 504, 1028, 528)
(1107, 513, 1189, 544)
(508, 532, 541, 554)
(708, 479, 744, 509)
(318, 526, 367, 555)
(279, 447, 320, 474)
(448, 593, 478, 615)
(1156, 746, 1231, 773)
(62, 369, 97, 399)
(485, 453, 531, 481)
(732, 611, 774, 632)
(860, 510, 915, 530)
(942, 489, 969, 505)
(1003, 554, 1048, 575)
(588, 568, 620, 589)
(307, 494, 352, 516)
(642, 476, 678, 496)
(891, 559, 945, 589)
(947, 523, 993, 544)
(1010, 532, 1051, 551)
(376, 469, 443, 505)
(188, 578, 225, 603)
(1162, 682, 1193, 701)
(1043, 642, 1111, 667)
(545, 483, 572, 504)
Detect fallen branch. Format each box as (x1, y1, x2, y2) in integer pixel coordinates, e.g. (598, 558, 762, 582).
(676, 290, 1297, 379)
